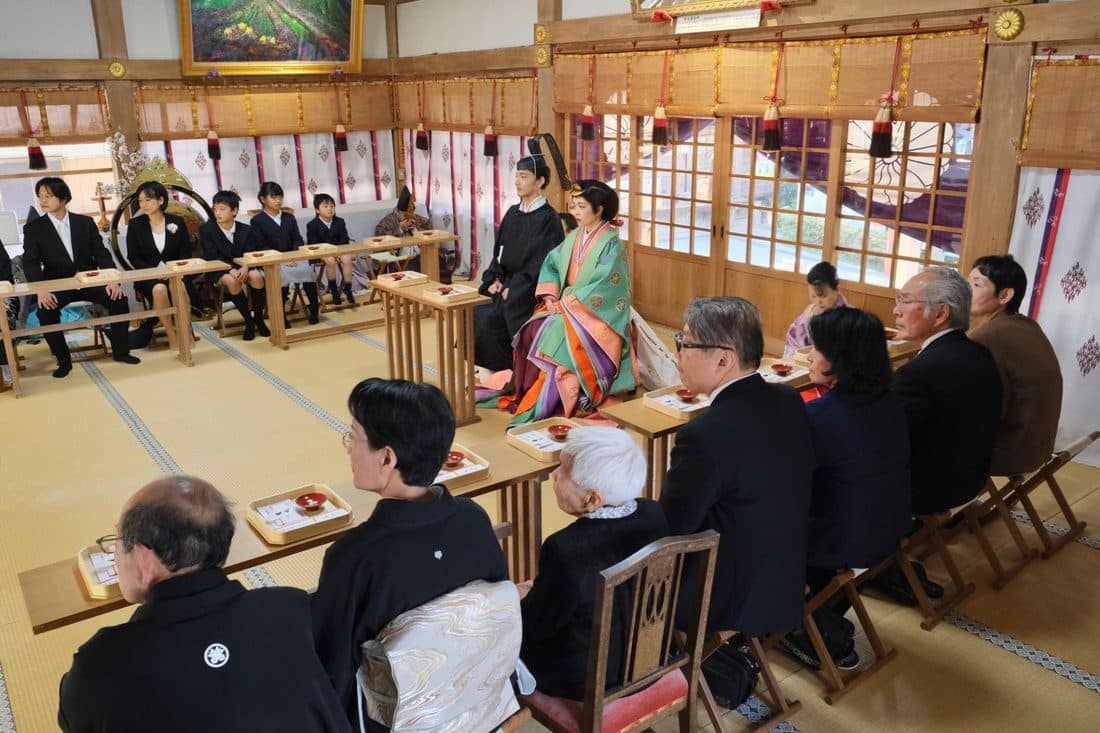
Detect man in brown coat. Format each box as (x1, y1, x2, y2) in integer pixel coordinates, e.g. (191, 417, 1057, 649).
(968, 255, 1063, 476)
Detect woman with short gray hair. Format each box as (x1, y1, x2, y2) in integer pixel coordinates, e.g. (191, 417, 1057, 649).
(518, 427, 669, 700)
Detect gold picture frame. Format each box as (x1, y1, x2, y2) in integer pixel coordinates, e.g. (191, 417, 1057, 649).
(631, 0, 810, 19)
(179, 0, 364, 76)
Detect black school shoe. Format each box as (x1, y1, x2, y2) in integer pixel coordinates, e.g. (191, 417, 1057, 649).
(777, 626, 860, 671)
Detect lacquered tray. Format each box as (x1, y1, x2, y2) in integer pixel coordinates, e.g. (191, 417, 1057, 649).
(246, 483, 354, 546)
(642, 384, 712, 420)
(505, 417, 580, 462)
(75, 268, 120, 283)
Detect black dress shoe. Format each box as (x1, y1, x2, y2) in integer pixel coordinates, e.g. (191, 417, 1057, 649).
(255, 320, 270, 337)
(113, 354, 141, 365)
(910, 561, 945, 599)
(243, 323, 256, 341)
(53, 363, 72, 378)
(868, 565, 919, 607)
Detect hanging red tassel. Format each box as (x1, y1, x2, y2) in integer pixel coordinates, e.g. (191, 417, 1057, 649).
(869, 102, 894, 158)
(415, 122, 429, 151)
(580, 104, 595, 141)
(27, 137, 46, 170)
(652, 106, 669, 146)
(762, 102, 781, 151)
(483, 124, 498, 157)
(207, 130, 221, 161)
(333, 123, 348, 152)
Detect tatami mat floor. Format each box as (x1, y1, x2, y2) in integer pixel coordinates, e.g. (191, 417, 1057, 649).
(1, 302, 1098, 732)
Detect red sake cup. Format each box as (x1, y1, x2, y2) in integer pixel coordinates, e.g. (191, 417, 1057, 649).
(307, 245, 320, 251)
(547, 424, 572, 442)
(295, 492, 327, 512)
(175, 260, 190, 267)
(884, 327, 899, 340)
(771, 363, 793, 376)
(86, 271, 100, 277)
(438, 286, 454, 295)
(391, 273, 406, 281)
(675, 388, 698, 402)
(444, 451, 464, 469)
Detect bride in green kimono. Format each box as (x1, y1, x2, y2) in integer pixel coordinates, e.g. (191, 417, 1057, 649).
(507, 179, 636, 424)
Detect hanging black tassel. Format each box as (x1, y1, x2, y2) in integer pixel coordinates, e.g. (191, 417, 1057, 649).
(334, 124, 348, 152)
(483, 124, 498, 157)
(580, 105, 595, 141)
(27, 137, 46, 170)
(415, 123, 429, 151)
(762, 102, 781, 152)
(207, 130, 221, 161)
(652, 106, 669, 147)
(869, 102, 894, 158)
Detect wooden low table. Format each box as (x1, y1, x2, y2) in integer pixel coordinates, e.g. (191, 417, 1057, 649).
(234, 241, 390, 351)
(0, 261, 229, 396)
(362, 229, 456, 284)
(18, 437, 553, 634)
(373, 277, 489, 427)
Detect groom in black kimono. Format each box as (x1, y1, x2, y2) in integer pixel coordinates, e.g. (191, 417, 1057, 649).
(474, 139, 564, 371)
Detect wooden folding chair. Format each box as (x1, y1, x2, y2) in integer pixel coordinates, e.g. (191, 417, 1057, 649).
(521, 531, 719, 733)
(761, 569, 896, 705)
(1008, 431, 1098, 558)
(860, 513, 975, 631)
(696, 631, 801, 733)
(928, 476, 1039, 590)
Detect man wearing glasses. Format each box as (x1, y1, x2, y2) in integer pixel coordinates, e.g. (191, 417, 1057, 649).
(872, 268, 1001, 605)
(660, 297, 814, 677)
(58, 476, 351, 733)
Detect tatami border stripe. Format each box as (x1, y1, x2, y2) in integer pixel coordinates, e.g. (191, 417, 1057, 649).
(1011, 510, 1100, 551)
(81, 362, 182, 474)
(193, 324, 349, 435)
(242, 566, 279, 589)
(0, 659, 16, 733)
(946, 612, 1100, 694)
(735, 695, 800, 731)
(318, 315, 440, 378)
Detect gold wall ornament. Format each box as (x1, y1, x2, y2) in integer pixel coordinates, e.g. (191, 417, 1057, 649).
(108, 61, 126, 79)
(536, 46, 551, 67)
(535, 24, 548, 44)
(993, 9, 1025, 41)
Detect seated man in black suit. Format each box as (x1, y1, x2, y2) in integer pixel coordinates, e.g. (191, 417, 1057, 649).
(22, 176, 139, 377)
(660, 297, 814, 666)
(878, 267, 1002, 602)
(58, 475, 351, 733)
(518, 426, 669, 700)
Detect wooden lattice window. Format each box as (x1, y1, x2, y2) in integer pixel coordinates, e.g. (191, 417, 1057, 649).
(726, 117, 831, 273)
(838, 121, 974, 287)
(570, 112, 631, 233)
(634, 117, 715, 257)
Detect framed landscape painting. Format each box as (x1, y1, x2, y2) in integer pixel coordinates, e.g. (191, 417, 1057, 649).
(180, 0, 363, 76)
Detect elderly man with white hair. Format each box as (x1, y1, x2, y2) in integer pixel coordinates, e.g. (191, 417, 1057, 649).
(517, 427, 669, 700)
(872, 266, 1002, 605)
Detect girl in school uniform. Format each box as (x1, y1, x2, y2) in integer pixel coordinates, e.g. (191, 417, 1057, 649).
(248, 181, 320, 325)
(306, 193, 356, 305)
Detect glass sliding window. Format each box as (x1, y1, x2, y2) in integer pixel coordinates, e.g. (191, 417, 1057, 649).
(839, 121, 973, 287)
(727, 117, 830, 273)
(633, 117, 715, 257)
(569, 112, 631, 235)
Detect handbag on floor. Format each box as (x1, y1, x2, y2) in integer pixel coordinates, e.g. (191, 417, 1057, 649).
(701, 641, 759, 709)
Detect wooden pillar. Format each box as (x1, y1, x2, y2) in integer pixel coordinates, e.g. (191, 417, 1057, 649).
(537, 0, 564, 208)
(387, 0, 406, 191)
(91, 0, 139, 180)
(961, 44, 1033, 264)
